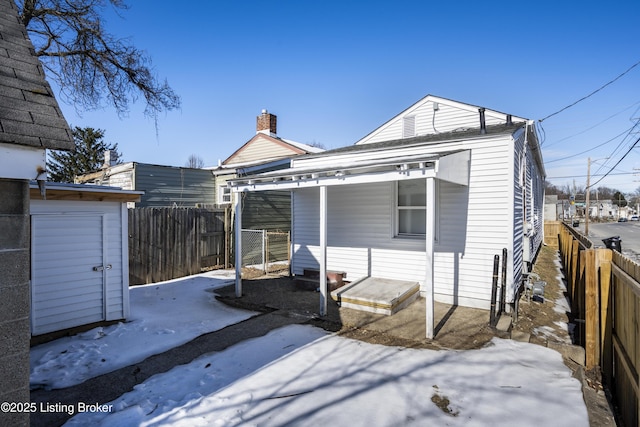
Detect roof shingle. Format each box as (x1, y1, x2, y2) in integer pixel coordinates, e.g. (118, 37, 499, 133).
(0, 0, 73, 150)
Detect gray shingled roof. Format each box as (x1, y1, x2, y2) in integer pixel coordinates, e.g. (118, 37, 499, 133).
(0, 0, 73, 150)
(296, 122, 526, 160)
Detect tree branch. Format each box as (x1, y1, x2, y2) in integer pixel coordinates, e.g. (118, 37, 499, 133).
(16, 0, 180, 118)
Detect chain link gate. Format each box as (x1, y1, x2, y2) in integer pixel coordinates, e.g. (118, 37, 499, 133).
(240, 229, 290, 273)
(241, 229, 266, 270)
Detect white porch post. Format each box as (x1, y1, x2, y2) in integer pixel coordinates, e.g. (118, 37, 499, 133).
(319, 185, 328, 316)
(234, 192, 242, 297)
(425, 177, 435, 339)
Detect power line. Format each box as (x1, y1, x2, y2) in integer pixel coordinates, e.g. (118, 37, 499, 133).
(541, 100, 640, 148)
(547, 171, 634, 179)
(589, 135, 640, 188)
(538, 59, 640, 123)
(593, 119, 640, 176)
(544, 125, 636, 163)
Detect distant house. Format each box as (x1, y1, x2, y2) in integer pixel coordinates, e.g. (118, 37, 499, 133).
(77, 110, 322, 223)
(211, 110, 323, 230)
(230, 95, 545, 338)
(0, 0, 75, 423)
(29, 182, 141, 338)
(76, 161, 216, 208)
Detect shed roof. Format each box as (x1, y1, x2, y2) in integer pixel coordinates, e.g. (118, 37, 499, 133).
(29, 181, 142, 202)
(0, 0, 73, 150)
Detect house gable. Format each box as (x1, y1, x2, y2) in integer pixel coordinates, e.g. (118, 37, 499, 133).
(356, 94, 526, 145)
(223, 133, 310, 166)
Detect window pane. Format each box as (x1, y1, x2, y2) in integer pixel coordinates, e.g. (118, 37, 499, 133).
(398, 180, 426, 206)
(398, 209, 426, 235)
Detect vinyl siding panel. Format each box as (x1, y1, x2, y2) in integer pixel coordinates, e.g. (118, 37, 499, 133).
(226, 135, 300, 164)
(134, 164, 215, 207)
(243, 190, 291, 231)
(358, 99, 514, 145)
(292, 133, 517, 309)
(513, 130, 525, 295)
(30, 199, 128, 335)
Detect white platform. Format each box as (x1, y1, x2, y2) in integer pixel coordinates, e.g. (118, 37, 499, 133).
(330, 277, 420, 316)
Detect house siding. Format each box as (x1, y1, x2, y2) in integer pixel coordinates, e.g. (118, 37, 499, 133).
(292, 133, 516, 309)
(30, 199, 127, 335)
(133, 164, 215, 207)
(225, 135, 301, 165)
(243, 190, 291, 232)
(357, 98, 518, 145)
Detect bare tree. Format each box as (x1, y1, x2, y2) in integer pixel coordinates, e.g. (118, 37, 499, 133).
(185, 154, 204, 169)
(595, 186, 615, 200)
(17, 0, 180, 118)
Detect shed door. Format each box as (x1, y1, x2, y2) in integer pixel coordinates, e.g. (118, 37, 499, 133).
(31, 214, 107, 335)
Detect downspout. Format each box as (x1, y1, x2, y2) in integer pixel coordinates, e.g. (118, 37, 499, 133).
(490, 254, 499, 327)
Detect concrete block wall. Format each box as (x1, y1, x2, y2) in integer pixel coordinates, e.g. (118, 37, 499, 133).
(0, 179, 30, 426)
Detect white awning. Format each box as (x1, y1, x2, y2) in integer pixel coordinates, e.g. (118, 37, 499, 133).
(229, 150, 470, 192)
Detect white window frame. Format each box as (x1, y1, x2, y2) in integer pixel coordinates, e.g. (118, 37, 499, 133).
(395, 179, 426, 238)
(218, 185, 232, 205)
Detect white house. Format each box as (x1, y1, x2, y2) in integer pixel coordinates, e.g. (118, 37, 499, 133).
(229, 95, 545, 338)
(29, 182, 141, 337)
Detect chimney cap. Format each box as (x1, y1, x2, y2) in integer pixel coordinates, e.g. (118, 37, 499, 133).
(261, 109, 268, 114)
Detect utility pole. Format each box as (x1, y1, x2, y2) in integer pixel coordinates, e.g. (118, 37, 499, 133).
(586, 157, 609, 235)
(586, 157, 591, 236)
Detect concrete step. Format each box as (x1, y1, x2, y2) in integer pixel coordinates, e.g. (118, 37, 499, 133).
(331, 277, 420, 316)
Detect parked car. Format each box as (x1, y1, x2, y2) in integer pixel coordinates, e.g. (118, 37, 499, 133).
(631, 215, 639, 221)
(572, 219, 580, 227)
(618, 217, 628, 222)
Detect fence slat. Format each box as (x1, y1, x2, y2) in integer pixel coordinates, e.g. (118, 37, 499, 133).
(584, 249, 599, 368)
(555, 221, 639, 427)
(128, 208, 230, 285)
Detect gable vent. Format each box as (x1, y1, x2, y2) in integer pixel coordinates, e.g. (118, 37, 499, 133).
(403, 116, 416, 138)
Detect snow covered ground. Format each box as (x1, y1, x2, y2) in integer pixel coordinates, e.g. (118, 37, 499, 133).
(31, 270, 255, 390)
(31, 272, 589, 426)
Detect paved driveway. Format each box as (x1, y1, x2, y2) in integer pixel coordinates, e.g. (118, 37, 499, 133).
(581, 221, 640, 260)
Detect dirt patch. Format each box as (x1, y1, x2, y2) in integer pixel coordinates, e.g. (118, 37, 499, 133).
(512, 245, 573, 346)
(431, 385, 459, 417)
(215, 274, 501, 351)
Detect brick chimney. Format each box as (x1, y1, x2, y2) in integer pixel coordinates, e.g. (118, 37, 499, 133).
(256, 109, 277, 136)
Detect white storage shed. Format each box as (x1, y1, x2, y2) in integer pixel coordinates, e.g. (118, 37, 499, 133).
(29, 182, 142, 336)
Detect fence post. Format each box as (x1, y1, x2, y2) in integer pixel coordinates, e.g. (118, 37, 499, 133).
(287, 231, 291, 277)
(597, 248, 613, 384)
(262, 229, 267, 273)
(584, 248, 599, 369)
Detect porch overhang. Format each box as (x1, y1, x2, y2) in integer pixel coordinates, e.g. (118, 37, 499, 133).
(228, 149, 470, 192)
(230, 148, 470, 340)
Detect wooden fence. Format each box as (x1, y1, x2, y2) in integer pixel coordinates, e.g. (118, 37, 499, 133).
(128, 207, 230, 285)
(555, 221, 639, 427)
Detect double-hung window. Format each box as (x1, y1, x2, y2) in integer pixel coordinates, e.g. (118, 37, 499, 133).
(218, 185, 232, 205)
(396, 179, 426, 237)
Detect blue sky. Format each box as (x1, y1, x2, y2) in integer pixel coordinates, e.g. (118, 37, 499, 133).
(53, 0, 640, 193)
